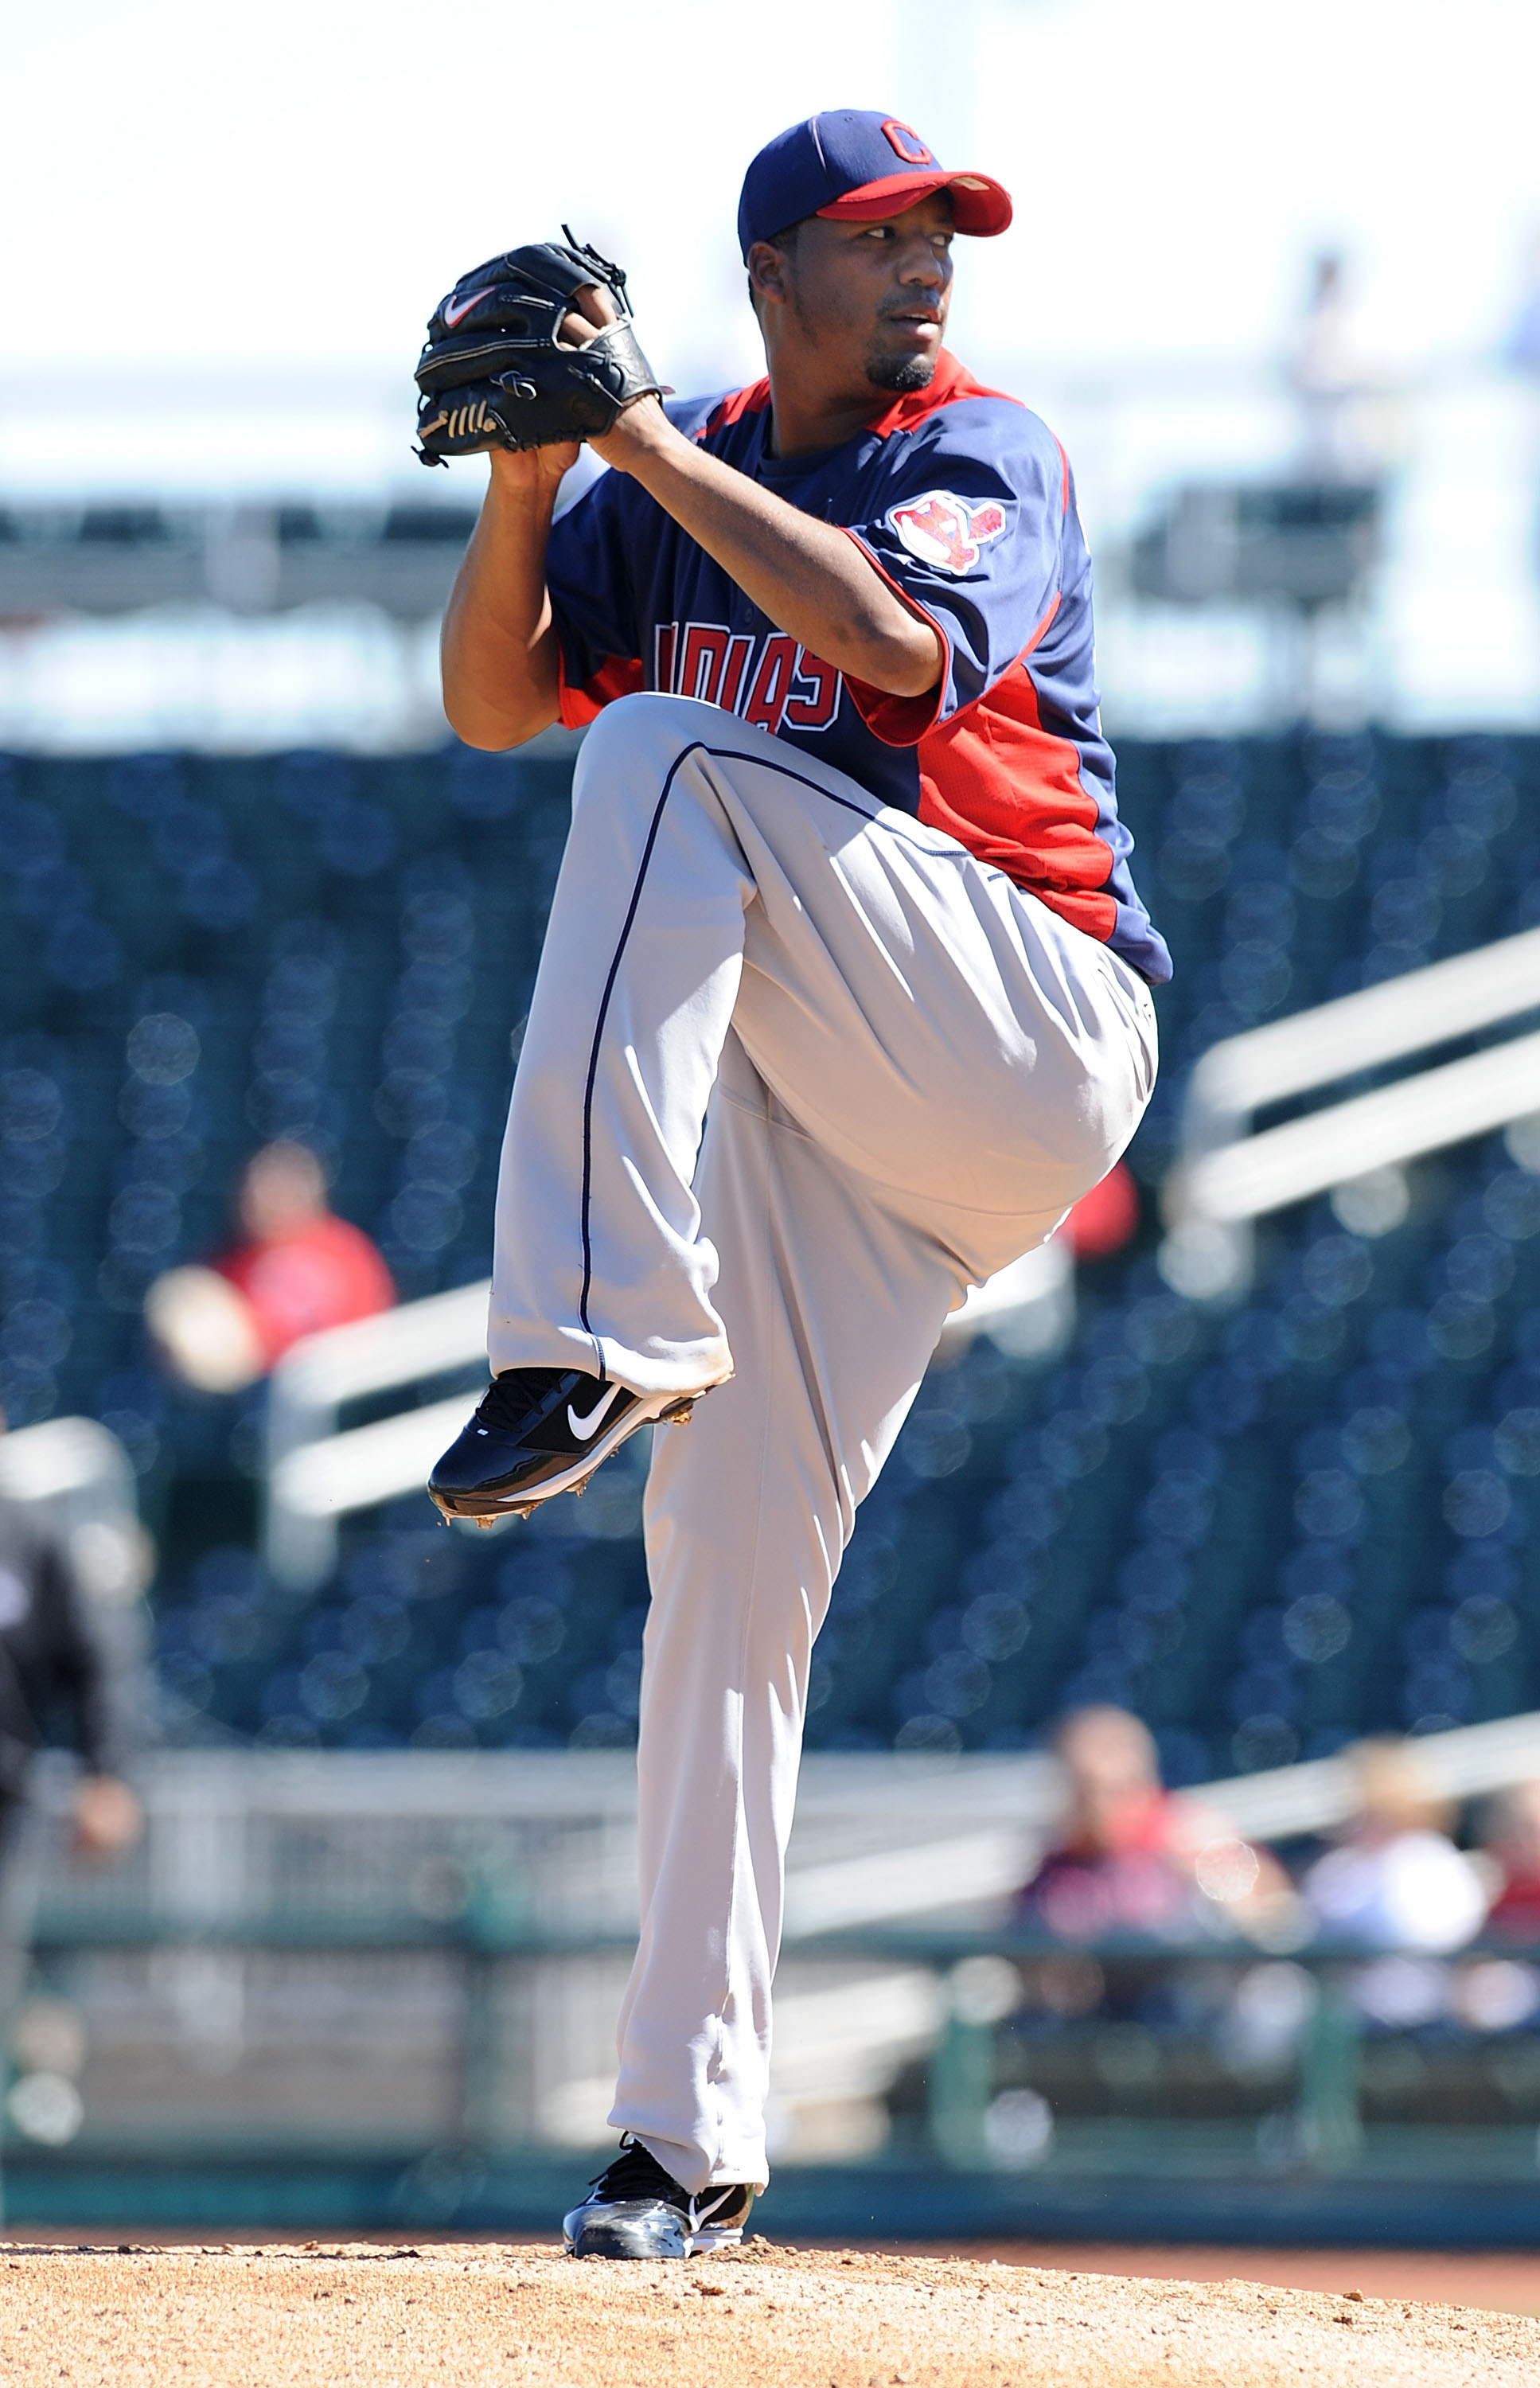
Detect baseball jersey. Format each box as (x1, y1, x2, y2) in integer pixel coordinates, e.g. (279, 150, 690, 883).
(544, 349, 1171, 984)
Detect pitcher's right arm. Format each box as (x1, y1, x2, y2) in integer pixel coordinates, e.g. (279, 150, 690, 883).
(440, 443, 579, 751)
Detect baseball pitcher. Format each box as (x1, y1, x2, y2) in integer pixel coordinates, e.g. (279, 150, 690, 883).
(420, 109, 1170, 2257)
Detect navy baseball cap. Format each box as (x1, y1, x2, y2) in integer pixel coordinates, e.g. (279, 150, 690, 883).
(738, 110, 1012, 261)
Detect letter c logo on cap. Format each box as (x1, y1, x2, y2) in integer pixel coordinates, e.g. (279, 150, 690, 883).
(882, 120, 935, 166)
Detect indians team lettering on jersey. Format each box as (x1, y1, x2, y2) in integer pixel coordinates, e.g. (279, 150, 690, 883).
(544, 349, 1172, 985)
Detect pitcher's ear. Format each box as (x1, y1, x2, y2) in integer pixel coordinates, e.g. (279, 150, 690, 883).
(747, 239, 793, 310)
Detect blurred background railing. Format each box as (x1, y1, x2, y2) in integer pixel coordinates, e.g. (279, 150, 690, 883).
(10, 1742, 1540, 2240)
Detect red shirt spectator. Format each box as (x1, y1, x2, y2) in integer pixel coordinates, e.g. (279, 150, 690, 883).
(147, 1143, 394, 1391)
(1017, 1705, 1298, 1945)
(217, 1208, 394, 1368)
(1481, 1779, 1540, 1941)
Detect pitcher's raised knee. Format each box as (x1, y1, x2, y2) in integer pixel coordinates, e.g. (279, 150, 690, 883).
(571, 691, 738, 821)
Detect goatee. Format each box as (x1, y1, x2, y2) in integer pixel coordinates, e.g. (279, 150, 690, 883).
(864, 352, 936, 394)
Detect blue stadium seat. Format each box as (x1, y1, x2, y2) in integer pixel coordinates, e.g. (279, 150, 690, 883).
(3, 733, 1539, 1762)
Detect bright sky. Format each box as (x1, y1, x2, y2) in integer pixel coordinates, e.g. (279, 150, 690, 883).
(10, 0, 1540, 368)
(2, 0, 1538, 492)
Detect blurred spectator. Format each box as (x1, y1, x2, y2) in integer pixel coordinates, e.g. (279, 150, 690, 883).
(1286, 249, 1385, 479)
(1300, 1739, 1489, 1953)
(1061, 1160, 1140, 1262)
(146, 1142, 394, 1392)
(1504, 228, 1540, 383)
(1017, 1706, 1298, 1945)
(0, 1407, 146, 2161)
(1477, 1778, 1540, 1941)
(1505, 230, 1540, 600)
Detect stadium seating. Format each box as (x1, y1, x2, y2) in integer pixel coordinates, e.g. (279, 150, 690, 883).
(3, 730, 1538, 1774)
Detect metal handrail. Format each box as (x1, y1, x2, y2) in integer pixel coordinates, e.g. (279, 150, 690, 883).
(1172, 1030, 1540, 1229)
(262, 1279, 489, 1587)
(1179, 924, 1540, 1156)
(1161, 925, 1540, 1291)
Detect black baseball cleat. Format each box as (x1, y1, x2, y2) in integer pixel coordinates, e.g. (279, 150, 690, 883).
(563, 2135, 755, 2260)
(427, 1364, 712, 1524)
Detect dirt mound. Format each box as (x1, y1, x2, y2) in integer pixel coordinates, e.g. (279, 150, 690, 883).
(2, 2238, 1535, 2386)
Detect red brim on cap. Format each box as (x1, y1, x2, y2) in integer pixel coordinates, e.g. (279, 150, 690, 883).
(817, 170, 1012, 237)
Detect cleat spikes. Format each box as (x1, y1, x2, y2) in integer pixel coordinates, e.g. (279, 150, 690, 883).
(427, 1368, 727, 1523)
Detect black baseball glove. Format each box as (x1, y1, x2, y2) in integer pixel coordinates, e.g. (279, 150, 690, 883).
(413, 229, 665, 466)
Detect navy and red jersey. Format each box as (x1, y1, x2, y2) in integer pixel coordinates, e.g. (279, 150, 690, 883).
(544, 349, 1171, 983)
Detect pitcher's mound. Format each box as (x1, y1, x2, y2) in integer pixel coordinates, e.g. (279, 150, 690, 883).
(3, 2237, 1536, 2386)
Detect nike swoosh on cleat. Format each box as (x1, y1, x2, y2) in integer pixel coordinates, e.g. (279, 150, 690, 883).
(567, 1381, 626, 1442)
(443, 286, 496, 328)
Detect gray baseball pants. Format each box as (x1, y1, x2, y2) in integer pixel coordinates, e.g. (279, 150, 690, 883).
(489, 692, 1157, 2191)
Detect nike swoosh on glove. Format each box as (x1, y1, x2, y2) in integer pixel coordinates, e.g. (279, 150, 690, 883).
(412, 228, 667, 464)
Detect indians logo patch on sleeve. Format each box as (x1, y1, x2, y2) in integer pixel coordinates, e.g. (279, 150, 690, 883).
(885, 490, 1010, 573)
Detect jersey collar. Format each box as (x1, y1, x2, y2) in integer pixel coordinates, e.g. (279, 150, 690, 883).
(706, 349, 1017, 457)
